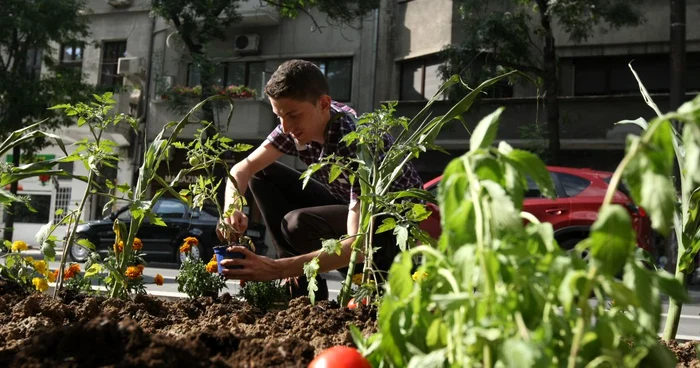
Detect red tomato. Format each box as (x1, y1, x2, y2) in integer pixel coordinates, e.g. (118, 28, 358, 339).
(347, 298, 369, 310)
(308, 346, 371, 368)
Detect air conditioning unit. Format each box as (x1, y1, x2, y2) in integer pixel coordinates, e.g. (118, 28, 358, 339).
(233, 34, 260, 55)
(117, 57, 143, 76)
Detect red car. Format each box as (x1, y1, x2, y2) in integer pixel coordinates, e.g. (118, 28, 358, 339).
(420, 166, 653, 252)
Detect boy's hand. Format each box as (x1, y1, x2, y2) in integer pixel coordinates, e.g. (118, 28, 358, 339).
(217, 210, 249, 242)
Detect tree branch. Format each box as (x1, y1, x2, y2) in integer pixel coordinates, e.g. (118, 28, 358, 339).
(168, 10, 202, 55)
(263, 0, 326, 33)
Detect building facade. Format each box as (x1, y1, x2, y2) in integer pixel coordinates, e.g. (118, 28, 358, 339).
(375, 0, 700, 179)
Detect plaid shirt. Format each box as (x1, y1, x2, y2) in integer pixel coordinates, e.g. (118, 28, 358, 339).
(265, 101, 423, 206)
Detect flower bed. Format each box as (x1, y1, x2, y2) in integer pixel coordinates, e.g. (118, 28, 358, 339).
(0, 279, 376, 367)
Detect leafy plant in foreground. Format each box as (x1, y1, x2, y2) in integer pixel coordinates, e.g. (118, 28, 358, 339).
(355, 105, 688, 367)
(239, 280, 291, 311)
(302, 72, 519, 306)
(613, 64, 700, 341)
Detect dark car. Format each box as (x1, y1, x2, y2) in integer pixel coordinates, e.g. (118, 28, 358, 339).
(68, 198, 267, 264)
(420, 166, 653, 252)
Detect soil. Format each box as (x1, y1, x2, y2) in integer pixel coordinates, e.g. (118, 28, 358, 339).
(663, 340, 700, 367)
(0, 279, 376, 367)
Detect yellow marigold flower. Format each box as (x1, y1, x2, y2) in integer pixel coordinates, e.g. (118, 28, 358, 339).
(211, 254, 217, 262)
(33, 260, 48, 275)
(206, 260, 218, 273)
(179, 243, 191, 254)
(32, 277, 48, 292)
(137, 264, 145, 272)
(125, 266, 141, 279)
(183, 236, 199, 247)
(154, 274, 164, 286)
(11, 240, 28, 252)
(133, 238, 143, 251)
(47, 270, 56, 283)
(412, 271, 428, 282)
(352, 273, 364, 286)
(114, 241, 124, 253)
(24, 256, 35, 264)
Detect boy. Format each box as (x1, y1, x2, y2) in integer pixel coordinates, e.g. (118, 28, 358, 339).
(219, 59, 422, 298)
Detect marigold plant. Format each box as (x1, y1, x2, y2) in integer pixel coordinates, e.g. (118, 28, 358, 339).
(11, 240, 28, 252)
(205, 259, 218, 273)
(154, 274, 164, 286)
(32, 277, 48, 292)
(133, 237, 143, 251)
(125, 266, 141, 279)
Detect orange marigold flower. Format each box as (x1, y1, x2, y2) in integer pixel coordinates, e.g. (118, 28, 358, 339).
(205, 260, 218, 273)
(52, 269, 59, 281)
(69, 263, 81, 274)
(179, 243, 191, 254)
(211, 254, 217, 262)
(125, 266, 141, 279)
(137, 264, 145, 272)
(154, 274, 164, 286)
(183, 236, 198, 247)
(63, 268, 75, 280)
(114, 241, 124, 253)
(133, 238, 143, 251)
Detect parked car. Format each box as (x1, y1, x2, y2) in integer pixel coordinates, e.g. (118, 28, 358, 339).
(420, 166, 653, 252)
(68, 198, 267, 264)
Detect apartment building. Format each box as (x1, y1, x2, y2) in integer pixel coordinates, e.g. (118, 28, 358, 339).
(375, 0, 700, 179)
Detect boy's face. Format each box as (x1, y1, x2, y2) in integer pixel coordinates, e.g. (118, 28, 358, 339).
(270, 95, 331, 145)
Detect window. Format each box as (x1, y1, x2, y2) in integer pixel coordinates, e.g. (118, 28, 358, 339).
(154, 200, 186, 218)
(60, 43, 84, 70)
(100, 41, 127, 86)
(557, 173, 590, 197)
(26, 49, 43, 80)
(308, 58, 353, 102)
(4, 194, 51, 224)
(187, 61, 267, 94)
(572, 53, 700, 96)
(400, 56, 445, 101)
(54, 187, 71, 224)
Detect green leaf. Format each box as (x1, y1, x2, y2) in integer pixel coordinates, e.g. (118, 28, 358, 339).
(41, 241, 56, 262)
(408, 204, 432, 222)
(656, 270, 690, 303)
(502, 148, 556, 199)
(589, 205, 636, 276)
(376, 218, 397, 234)
(499, 339, 541, 368)
(77, 238, 96, 251)
(394, 224, 409, 251)
(303, 257, 320, 304)
(84, 263, 102, 278)
(426, 319, 448, 349)
(321, 238, 342, 256)
(559, 270, 587, 313)
(639, 170, 676, 235)
(469, 107, 504, 151)
(616, 117, 649, 131)
(329, 164, 343, 183)
(388, 252, 413, 300)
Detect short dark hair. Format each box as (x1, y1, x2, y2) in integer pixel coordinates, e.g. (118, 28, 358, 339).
(264, 59, 329, 103)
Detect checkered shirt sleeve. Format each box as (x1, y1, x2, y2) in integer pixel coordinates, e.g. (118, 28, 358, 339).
(265, 125, 298, 156)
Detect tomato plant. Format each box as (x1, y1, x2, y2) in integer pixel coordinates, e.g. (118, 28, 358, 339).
(309, 346, 371, 368)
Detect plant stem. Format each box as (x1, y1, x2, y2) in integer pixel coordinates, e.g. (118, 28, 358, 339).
(54, 169, 95, 298)
(662, 269, 686, 340)
(567, 265, 598, 368)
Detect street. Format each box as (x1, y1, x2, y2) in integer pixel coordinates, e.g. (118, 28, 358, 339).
(7, 249, 700, 340)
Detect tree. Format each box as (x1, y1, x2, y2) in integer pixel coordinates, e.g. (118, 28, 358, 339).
(150, 0, 379, 131)
(440, 0, 645, 164)
(0, 0, 92, 242)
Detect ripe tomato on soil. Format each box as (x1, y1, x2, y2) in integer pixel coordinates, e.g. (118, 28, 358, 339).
(308, 346, 371, 368)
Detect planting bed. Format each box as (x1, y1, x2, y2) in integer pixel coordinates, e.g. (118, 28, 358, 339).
(0, 279, 376, 367)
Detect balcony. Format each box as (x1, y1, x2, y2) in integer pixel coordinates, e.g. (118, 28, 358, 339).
(147, 99, 277, 142)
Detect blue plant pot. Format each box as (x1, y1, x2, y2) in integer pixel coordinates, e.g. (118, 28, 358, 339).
(213, 244, 246, 273)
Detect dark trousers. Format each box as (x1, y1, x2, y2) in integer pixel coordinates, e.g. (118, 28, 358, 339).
(248, 162, 398, 279)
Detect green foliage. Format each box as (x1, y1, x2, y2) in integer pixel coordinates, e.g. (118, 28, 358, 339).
(614, 65, 700, 340)
(302, 72, 520, 306)
(0, 245, 53, 293)
(357, 99, 685, 367)
(238, 280, 291, 310)
(0, 0, 94, 148)
(176, 257, 228, 298)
